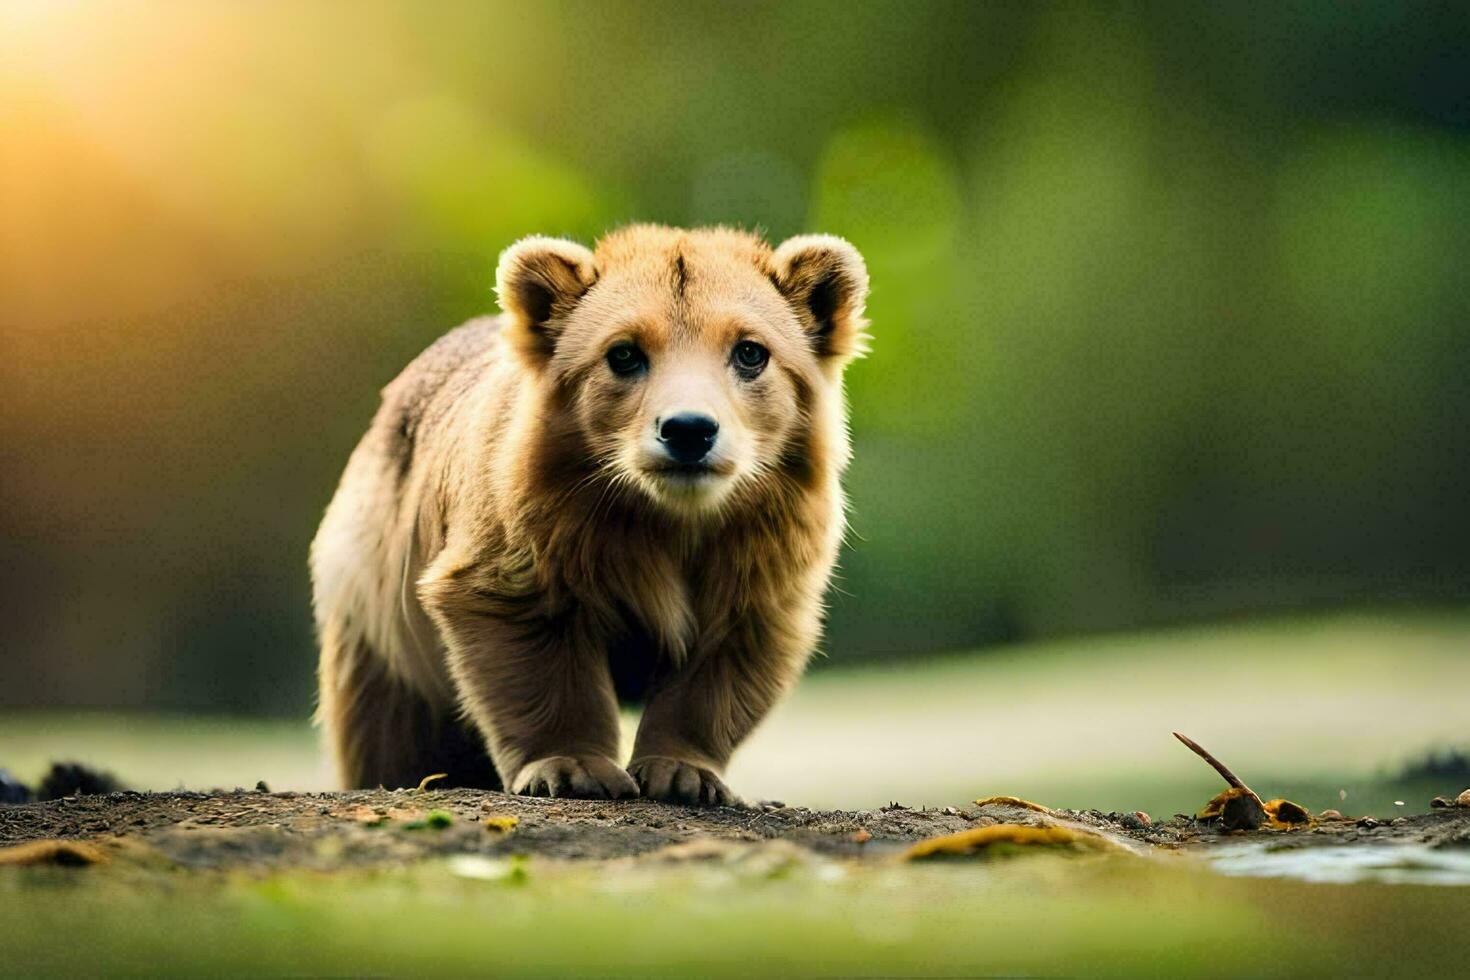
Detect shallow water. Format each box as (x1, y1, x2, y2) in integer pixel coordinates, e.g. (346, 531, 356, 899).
(1207, 842, 1470, 886)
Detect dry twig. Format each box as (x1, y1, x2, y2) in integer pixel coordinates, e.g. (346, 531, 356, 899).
(1172, 731, 1263, 805)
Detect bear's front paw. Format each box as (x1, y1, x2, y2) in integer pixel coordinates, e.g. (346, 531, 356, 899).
(511, 755, 639, 800)
(627, 756, 738, 806)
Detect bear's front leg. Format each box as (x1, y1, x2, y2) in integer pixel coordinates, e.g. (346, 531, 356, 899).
(421, 570, 636, 800)
(630, 618, 811, 806)
(455, 614, 637, 799)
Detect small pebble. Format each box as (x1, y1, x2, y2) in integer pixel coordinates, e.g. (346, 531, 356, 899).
(1356, 817, 1380, 829)
(1319, 809, 1344, 820)
(1390, 817, 1408, 827)
(942, 806, 959, 816)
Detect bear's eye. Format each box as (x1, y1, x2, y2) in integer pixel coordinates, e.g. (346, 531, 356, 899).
(732, 340, 769, 377)
(606, 342, 647, 377)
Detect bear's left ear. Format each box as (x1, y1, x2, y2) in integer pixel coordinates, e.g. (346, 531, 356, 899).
(495, 236, 599, 363)
(769, 234, 870, 360)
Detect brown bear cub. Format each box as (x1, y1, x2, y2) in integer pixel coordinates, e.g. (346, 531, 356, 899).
(310, 225, 868, 804)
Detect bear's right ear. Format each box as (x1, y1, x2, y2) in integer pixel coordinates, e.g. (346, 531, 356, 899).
(495, 236, 598, 363)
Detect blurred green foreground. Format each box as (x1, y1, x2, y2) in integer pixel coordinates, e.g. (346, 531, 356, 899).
(4, 853, 1469, 978)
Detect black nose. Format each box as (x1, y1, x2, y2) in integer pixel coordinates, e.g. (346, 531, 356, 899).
(658, 413, 719, 464)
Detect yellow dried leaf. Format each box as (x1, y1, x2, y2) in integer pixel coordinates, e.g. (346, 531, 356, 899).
(904, 823, 1120, 860)
(1262, 798, 1313, 829)
(483, 815, 519, 833)
(0, 840, 107, 866)
(972, 796, 1053, 814)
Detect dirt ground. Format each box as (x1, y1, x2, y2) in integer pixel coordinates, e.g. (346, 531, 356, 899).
(3, 786, 1467, 871)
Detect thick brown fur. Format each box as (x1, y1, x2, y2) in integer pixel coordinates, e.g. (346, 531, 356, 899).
(311, 225, 869, 803)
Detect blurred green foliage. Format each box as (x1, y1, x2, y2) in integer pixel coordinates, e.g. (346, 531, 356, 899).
(1, 1, 1467, 713)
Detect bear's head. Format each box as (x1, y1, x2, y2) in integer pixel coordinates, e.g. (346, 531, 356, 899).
(495, 225, 868, 516)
